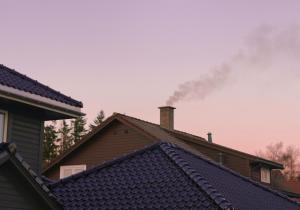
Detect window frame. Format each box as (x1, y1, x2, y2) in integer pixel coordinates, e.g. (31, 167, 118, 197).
(260, 167, 271, 183)
(59, 164, 87, 179)
(0, 109, 8, 143)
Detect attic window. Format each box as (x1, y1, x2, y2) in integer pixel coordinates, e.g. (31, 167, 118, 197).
(261, 167, 271, 183)
(60, 165, 86, 179)
(0, 110, 8, 143)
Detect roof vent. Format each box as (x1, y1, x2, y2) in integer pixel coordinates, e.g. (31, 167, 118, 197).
(207, 132, 212, 143)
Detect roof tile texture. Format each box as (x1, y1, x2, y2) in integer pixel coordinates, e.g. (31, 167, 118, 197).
(0, 64, 82, 107)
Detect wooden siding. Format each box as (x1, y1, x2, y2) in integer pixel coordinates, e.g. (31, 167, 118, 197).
(8, 112, 43, 174)
(251, 165, 261, 182)
(0, 162, 52, 210)
(45, 121, 153, 180)
(183, 140, 251, 177)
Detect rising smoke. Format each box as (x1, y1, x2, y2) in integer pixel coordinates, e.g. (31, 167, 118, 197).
(166, 25, 300, 106)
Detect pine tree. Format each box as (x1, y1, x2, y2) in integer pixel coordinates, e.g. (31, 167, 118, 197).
(71, 116, 87, 143)
(59, 120, 72, 152)
(43, 122, 58, 163)
(89, 110, 105, 130)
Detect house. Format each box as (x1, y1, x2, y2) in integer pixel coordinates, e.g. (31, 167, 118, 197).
(49, 142, 300, 210)
(0, 64, 83, 209)
(0, 142, 61, 209)
(0, 64, 83, 174)
(282, 180, 300, 202)
(44, 106, 283, 188)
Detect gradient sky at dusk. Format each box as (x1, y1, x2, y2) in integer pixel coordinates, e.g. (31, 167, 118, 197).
(1, 0, 300, 154)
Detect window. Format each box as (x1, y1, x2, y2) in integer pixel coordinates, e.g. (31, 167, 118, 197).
(60, 165, 86, 179)
(0, 110, 8, 143)
(261, 167, 271, 183)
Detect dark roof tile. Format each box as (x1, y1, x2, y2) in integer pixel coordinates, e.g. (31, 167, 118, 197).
(50, 143, 230, 210)
(0, 64, 82, 107)
(50, 142, 300, 210)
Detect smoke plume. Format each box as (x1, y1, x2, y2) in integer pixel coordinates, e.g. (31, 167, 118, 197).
(166, 25, 300, 106)
(166, 64, 231, 106)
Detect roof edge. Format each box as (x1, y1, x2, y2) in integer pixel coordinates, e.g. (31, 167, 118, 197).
(50, 142, 161, 188)
(0, 86, 83, 118)
(169, 142, 300, 208)
(43, 113, 159, 173)
(43, 114, 121, 172)
(0, 64, 83, 108)
(167, 129, 284, 169)
(0, 143, 62, 209)
(160, 142, 234, 210)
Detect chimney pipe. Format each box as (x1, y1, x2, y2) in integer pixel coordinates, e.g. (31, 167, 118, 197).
(159, 106, 175, 130)
(207, 132, 212, 143)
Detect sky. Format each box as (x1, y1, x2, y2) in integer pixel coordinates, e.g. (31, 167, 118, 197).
(1, 0, 300, 155)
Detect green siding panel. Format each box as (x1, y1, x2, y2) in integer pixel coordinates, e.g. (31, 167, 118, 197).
(9, 113, 42, 174)
(0, 162, 52, 210)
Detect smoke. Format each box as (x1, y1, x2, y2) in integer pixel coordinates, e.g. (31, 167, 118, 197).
(166, 25, 300, 106)
(166, 64, 231, 106)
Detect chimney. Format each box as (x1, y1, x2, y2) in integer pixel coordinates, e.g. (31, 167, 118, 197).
(207, 132, 212, 143)
(159, 106, 175, 130)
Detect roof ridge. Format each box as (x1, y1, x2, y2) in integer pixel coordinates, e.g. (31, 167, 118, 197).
(116, 113, 282, 167)
(116, 112, 162, 127)
(165, 128, 207, 141)
(160, 142, 234, 210)
(0, 64, 82, 107)
(117, 113, 209, 143)
(169, 142, 300, 207)
(50, 142, 161, 188)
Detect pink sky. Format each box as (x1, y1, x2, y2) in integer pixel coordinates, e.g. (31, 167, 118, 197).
(1, 0, 300, 155)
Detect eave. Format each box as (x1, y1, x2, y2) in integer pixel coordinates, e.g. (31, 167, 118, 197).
(0, 84, 83, 120)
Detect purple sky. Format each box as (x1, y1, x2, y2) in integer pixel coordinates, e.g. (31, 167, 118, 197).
(1, 0, 300, 154)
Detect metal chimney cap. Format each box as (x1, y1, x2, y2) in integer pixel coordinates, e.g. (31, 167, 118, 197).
(158, 106, 176, 110)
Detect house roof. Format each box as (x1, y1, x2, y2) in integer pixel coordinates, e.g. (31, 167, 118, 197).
(0, 142, 61, 209)
(50, 142, 300, 210)
(50, 142, 233, 210)
(43, 112, 283, 172)
(0, 64, 82, 108)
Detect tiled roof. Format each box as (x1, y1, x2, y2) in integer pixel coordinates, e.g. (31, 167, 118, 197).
(0, 143, 61, 209)
(50, 142, 300, 210)
(173, 143, 300, 210)
(50, 143, 233, 210)
(0, 64, 82, 107)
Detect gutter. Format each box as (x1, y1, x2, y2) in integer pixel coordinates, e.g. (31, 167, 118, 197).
(0, 84, 83, 118)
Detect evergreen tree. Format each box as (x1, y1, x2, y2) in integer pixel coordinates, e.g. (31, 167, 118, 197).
(43, 122, 58, 163)
(71, 116, 87, 143)
(59, 120, 72, 152)
(89, 110, 105, 130)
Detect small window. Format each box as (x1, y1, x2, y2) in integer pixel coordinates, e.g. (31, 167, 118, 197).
(0, 110, 8, 143)
(261, 167, 271, 183)
(60, 165, 86, 179)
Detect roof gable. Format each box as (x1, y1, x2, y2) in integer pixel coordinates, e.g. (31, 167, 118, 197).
(116, 113, 283, 168)
(0, 64, 82, 108)
(0, 143, 61, 209)
(50, 142, 300, 210)
(43, 112, 283, 173)
(43, 113, 204, 172)
(50, 143, 232, 210)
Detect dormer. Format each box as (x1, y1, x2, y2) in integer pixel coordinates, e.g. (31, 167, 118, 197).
(0, 64, 83, 174)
